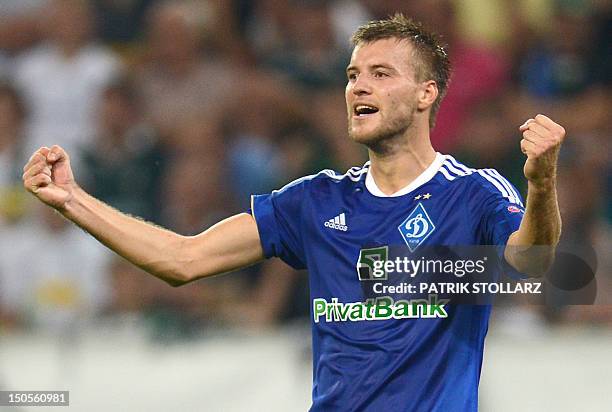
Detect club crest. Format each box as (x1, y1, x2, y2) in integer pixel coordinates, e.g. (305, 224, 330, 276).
(398, 203, 435, 252)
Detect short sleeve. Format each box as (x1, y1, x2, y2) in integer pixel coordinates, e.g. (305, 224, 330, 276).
(471, 169, 524, 246)
(250, 177, 309, 270)
(481, 197, 525, 246)
(471, 169, 526, 278)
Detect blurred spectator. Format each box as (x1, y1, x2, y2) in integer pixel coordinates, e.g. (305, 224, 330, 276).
(306, 90, 368, 170)
(0, 82, 28, 328)
(159, 153, 232, 235)
(217, 258, 305, 329)
(80, 77, 166, 222)
(454, 97, 526, 193)
(241, 0, 293, 63)
(519, 6, 600, 98)
(358, 0, 411, 19)
(590, 2, 611, 87)
(12, 0, 122, 172)
(164, 111, 224, 157)
(108, 256, 236, 340)
(541, 139, 612, 323)
(505, 2, 609, 137)
(136, 0, 240, 138)
(247, 0, 348, 89)
(0, 82, 29, 226)
(0, 0, 48, 71)
(414, 0, 510, 152)
(328, 0, 371, 50)
(93, 0, 159, 46)
(0, 206, 113, 331)
(223, 73, 313, 204)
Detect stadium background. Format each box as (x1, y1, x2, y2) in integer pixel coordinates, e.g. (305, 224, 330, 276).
(0, 0, 609, 410)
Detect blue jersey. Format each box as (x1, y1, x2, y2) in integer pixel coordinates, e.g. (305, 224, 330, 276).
(251, 153, 524, 411)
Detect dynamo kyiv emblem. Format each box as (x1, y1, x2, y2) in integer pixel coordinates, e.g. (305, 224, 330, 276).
(398, 203, 435, 252)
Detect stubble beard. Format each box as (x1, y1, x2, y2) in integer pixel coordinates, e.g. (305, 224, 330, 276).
(348, 108, 416, 156)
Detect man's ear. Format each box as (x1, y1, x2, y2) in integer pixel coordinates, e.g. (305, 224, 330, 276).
(417, 80, 438, 111)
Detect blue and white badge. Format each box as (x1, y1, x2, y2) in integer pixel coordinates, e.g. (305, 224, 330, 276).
(398, 203, 436, 252)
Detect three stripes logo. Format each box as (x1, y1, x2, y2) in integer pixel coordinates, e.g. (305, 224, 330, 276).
(324, 213, 348, 231)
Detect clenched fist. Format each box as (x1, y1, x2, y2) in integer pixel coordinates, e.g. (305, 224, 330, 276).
(519, 114, 566, 186)
(22, 145, 76, 211)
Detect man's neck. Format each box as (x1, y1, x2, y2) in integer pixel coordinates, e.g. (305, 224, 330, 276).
(367, 130, 436, 196)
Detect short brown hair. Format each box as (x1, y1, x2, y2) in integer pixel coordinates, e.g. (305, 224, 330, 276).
(351, 13, 451, 129)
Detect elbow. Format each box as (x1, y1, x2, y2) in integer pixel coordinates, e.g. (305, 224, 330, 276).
(165, 277, 187, 288)
(162, 265, 198, 287)
(511, 249, 557, 278)
(521, 258, 553, 278)
(162, 233, 222, 287)
(155, 235, 198, 287)
(164, 235, 210, 286)
(505, 239, 558, 278)
(151, 266, 191, 287)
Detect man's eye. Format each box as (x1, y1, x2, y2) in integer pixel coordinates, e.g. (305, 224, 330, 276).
(348, 73, 357, 81)
(374, 71, 388, 78)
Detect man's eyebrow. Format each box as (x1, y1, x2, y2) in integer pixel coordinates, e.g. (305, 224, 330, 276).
(370, 64, 396, 72)
(346, 64, 396, 73)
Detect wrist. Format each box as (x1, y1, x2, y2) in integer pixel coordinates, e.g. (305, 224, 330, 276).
(59, 183, 82, 217)
(527, 177, 556, 194)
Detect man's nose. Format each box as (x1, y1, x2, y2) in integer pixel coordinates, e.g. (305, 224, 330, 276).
(351, 75, 372, 95)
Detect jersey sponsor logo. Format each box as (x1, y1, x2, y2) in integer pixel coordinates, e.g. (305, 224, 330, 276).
(312, 295, 449, 323)
(398, 203, 435, 252)
(324, 212, 348, 231)
(356, 246, 389, 280)
(507, 205, 523, 213)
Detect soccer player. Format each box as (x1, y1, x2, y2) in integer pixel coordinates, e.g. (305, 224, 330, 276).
(22, 14, 564, 412)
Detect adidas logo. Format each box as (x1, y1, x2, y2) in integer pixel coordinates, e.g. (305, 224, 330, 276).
(324, 213, 348, 231)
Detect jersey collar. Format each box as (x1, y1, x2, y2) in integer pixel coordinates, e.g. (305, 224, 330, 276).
(365, 152, 445, 197)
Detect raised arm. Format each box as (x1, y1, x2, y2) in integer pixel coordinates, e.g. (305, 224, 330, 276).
(23, 145, 265, 286)
(505, 114, 564, 276)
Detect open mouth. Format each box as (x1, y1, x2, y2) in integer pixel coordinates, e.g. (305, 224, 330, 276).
(353, 104, 379, 117)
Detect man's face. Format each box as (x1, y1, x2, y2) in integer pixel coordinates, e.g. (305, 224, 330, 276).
(345, 38, 421, 146)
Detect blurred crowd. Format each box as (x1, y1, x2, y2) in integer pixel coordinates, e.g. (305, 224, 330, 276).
(0, 0, 610, 339)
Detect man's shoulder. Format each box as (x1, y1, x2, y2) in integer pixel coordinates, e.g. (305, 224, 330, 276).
(14, 44, 54, 76)
(273, 163, 370, 193)
(439, 154, 523, 206)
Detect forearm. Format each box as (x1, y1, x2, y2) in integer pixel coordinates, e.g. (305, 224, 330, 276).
(24, 146, 265, 285)
(61, 185, 189, 285)
(505, 180, 562, 276)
